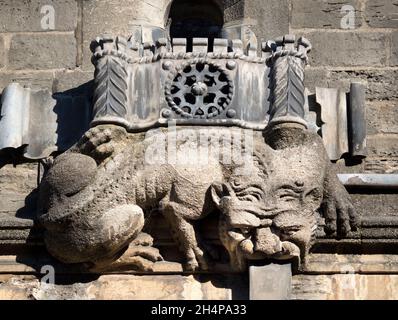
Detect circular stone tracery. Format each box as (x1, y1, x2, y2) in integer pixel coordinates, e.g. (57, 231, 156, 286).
(165, 61, 234, 119)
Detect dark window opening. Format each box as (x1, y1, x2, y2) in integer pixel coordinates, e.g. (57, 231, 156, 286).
(169, 0, 224, 52)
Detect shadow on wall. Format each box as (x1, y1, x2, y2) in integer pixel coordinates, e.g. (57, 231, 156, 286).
(0, 81, 93, 169)
(52, 82, 93, 152)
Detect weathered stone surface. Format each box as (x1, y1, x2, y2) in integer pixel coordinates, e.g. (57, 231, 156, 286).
(82, 1, 133, 70)
(392, 31, 398, 66)
(244, 0, 289, 42)
(0, 275, 37, 300)
(0, 163, 38, 197)
(365, 0, 398, 28)
(304, 67, 330, 93)
(302, 31, 388, 67)
(3, 270, 398, 300)
(8, 34, 77, 70)
(81, 0, 172, 70)
(333, 159, 364, 174)
(292, 274, 398, 300)
(0, 0, 78, 32)
(0, 164, 38, 217)
(364, 136, 398, 173)
(350, 193, 398, 217)
(249, 263, 292, 300)
(53, 70, 93, 93)
(304, 68, 398, 101)
(367, 101, 398, 135)
(0, 71, 54, 93)
(291, 0, 363, 29)
(223, 0, 245, 23)
(0, 35, 5, 69)
(303, 254, 398, 274)
(328, 69, 398, 101)
(0, 274, 247, 300)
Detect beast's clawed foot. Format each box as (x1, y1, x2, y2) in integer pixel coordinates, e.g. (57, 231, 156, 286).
(76, 125, 127, 163)
(90, 233, 163, 272)
(323, 174, 360, 237)
(115, 233, 163, 271)
(181, 244, 210, 272)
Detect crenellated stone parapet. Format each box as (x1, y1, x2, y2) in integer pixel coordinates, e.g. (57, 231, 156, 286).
(89, 34, 313, 132)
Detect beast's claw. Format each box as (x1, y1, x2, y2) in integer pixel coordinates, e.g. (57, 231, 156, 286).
(123, 245, 163, 263)
(76, 125, 127, 163)
(323, 171, 360, 237)
(131, 232, 154, 247)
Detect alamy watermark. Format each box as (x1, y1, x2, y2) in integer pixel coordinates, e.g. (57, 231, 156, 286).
(40, 5, 55, 30)
(332, 262, 356, 293)
(340, 5, 356, 30)
(143, 122, 255, 176)
(40, 264, 55, 285)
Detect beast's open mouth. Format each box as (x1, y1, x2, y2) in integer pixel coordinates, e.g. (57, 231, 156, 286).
(235, 225, 302, 262)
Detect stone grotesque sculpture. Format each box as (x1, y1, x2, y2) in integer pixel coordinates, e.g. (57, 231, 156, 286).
(37, 34, 359, 272)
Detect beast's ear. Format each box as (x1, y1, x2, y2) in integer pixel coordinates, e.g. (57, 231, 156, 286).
(211, 182, 230, 208)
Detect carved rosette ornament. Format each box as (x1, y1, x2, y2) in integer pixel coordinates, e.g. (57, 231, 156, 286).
(164, 60, 234, 119)
(36, 33, 360, 274)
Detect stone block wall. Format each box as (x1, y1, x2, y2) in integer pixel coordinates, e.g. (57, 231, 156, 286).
(289, 0, 398, 174)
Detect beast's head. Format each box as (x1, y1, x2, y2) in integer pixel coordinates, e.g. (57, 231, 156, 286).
(211, 164, 322, 271)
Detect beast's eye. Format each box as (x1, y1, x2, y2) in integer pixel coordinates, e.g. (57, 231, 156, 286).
(279, 194, 297, 202)
(241, 193, 262, 202)
(278, 188, 301, 202)
(237, 188, 264, 202)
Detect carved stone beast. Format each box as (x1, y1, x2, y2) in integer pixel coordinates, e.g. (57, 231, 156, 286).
(38, 124, 358, 272)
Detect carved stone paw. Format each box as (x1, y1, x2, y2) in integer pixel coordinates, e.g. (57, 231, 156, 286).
(323, 179, 359, 237)
(115, 232, 163, 272)
(115, 244, 163, 272)
(90, 233, 163, 273)
(76, 124, 127, 163)
(184, 245, 211, 272)
(131, 232, 155, 247)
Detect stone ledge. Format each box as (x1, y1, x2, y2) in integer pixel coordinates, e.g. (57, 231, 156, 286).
(0, 273, 247, 300)
(2, 253, 398, 276)
(3, 212, 398, 257)
(303, 254, 398, 274)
